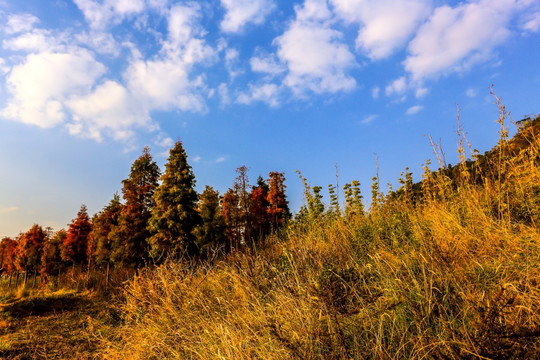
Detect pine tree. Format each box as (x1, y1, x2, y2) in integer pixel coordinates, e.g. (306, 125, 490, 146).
(110, 147, 160, 267)
(221, 188, 241, 251)
(90, 194, 122, 267)
(195, 186, 226, 258)
(148, 140, 200, 259)
(41, 229, 66, 278)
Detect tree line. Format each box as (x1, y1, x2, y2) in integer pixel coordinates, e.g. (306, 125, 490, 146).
(0, 141, 290, 284)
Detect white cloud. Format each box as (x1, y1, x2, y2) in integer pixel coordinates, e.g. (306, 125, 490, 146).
(220, 0, 276, 33)
(404, 0, 520, 80)
(0, 59, 9, 75)
(2, 49, 106, 128)
(465, 88, 477, 98)
(215, 156, 226, 163)
(406, 105, 423, 115)
(126, 57, 206, 113)
(361, 114, 378, 124)
(385, 76, 407, 96)
(125, 3, 215, 114)
(73, 0, 146, 29)
(192, 155, 201, 163)
(371, 86, 380, 99)
(275, 0, 356, 95)
(3, 29, 67, 53)
(330, 0, 432, 59)
(250, 53, 286, 76)
(237, 83, 280, 107)
(5, 14, 40, 34)
(225, 48, 243, 78)
(521, 11, 540, 32)
(0, 2, 215, 144)
(154, 134, 174, 148)
(167, 3, 201, 46)
(218, 83, 231, 105)
(66, 80, 153, 141)
(76, 31, 120, 56)
(415, 87, 428, 98)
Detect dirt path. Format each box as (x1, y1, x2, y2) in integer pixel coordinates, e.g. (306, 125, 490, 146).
(0, 292, 118, 359)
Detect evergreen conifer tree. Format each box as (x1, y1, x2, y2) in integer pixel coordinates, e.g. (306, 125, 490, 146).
(195, 186, 226, 258)
(110, 147, 160, 267)
(148, 140, 200, 259)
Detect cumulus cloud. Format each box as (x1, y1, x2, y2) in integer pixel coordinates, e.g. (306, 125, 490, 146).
(250, 53, 286, 76)
(1, 1, 217, 143)
(237, 83, 280, 106)
(220, 0, 276, 33)
(76, 31, 120, 56)
(5, 14, 40, 34)
(2, 49, 106, 128)
(330, 0, 432, 59)
(125, 4, 215, 114)
(385, 76, 407, 96)
(73, 0, 146, 29)
(404, 0, 522, 80)
(66, 80, 153, 141)
(275, 0, 356, 95)
(3, 28, 68, 53)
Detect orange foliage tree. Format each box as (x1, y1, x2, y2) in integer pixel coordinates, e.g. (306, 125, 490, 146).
(16, 224, 46, 274)
(267, 171, 290, 228)
(62, 205, 92, 265)
(0, 237, 18, 275)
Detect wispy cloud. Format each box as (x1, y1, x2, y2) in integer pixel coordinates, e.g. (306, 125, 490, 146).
(361, 114, 379, 124)
(0, 206, 19, 215)
(406, 105, 424, 115)
(404, 0, 523, 80)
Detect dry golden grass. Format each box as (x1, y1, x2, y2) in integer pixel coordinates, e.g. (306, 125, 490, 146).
(99, 115, 540, 359)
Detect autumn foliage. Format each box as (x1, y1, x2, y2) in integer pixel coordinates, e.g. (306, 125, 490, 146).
(0, 142, 290, 283)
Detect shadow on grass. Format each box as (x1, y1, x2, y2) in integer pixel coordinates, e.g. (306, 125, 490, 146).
(0, 293, 89, 319)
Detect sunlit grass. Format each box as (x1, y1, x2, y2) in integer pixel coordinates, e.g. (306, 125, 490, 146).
(102, 115, 540, 359)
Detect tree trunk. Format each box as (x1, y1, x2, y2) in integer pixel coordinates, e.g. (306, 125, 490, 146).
(32, 270, 37, 288)
(23, 272, 28, 287)
(105, 262, 110, 289)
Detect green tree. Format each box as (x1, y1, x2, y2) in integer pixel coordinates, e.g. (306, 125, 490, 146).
(90, 194, 122, 267)
(195, 186, 227, 258)
(148, 140, 200, 259)
(110, 147, 160, 267)
(40, 229, 66, 278)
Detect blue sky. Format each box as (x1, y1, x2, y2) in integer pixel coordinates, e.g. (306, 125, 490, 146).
(0, 0, 539, 237)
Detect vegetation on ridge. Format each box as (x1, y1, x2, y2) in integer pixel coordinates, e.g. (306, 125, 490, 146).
(1, 106, 539, 359)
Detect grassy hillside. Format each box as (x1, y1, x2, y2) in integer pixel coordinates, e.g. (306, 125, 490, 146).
(99, 115, 540, 359)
